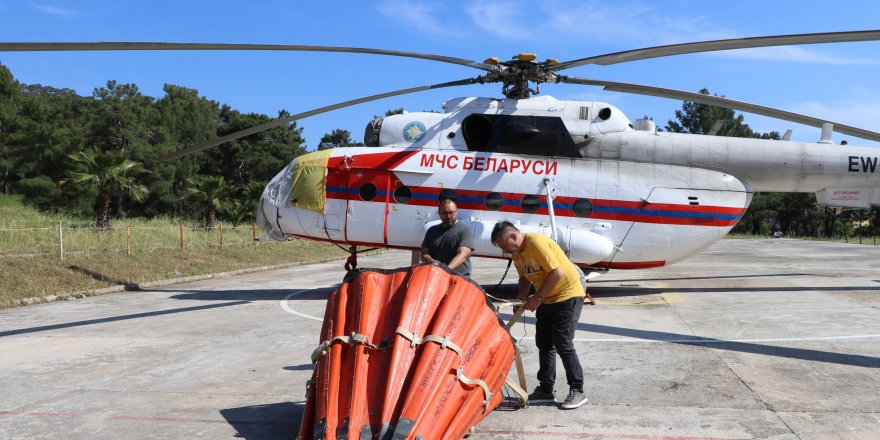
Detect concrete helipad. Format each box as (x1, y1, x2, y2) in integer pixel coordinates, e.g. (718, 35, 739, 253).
(1, 238, 879, 439)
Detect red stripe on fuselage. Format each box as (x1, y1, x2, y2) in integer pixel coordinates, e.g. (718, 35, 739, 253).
(324, 180, 744, 227)
(597, 260, 666, 269)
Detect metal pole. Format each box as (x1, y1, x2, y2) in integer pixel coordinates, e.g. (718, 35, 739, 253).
(59, 221, 64, 260)
(179, 221, 184, 250)
(219, 221, 224, 250)
(543, 177, 558, 242)
(127, 222, 132, 256)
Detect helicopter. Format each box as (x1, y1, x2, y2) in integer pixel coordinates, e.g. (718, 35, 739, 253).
(4, 30, 880, 273)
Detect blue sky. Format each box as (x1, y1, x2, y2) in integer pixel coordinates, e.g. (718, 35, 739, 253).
(1, 0, 879, 150)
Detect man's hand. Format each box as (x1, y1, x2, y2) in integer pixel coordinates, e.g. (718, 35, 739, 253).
(523, 294, 542, 311)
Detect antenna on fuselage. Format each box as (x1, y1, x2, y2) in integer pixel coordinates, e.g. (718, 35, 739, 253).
(819, 122, 834, 144)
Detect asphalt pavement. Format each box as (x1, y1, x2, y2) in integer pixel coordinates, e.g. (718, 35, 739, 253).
(1, 238, 879, 439)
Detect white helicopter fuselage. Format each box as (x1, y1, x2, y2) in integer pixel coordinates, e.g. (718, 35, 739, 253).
(258, 96, 880, 270)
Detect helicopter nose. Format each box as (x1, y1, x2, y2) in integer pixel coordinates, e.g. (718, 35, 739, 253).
(256, 164, 288, 241)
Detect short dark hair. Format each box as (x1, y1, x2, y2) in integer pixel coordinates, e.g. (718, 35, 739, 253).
(439, 198, 456, 208)
(491, 220, 518, 244)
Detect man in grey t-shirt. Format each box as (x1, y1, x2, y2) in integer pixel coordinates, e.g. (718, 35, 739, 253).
(420, 199, 474, 277)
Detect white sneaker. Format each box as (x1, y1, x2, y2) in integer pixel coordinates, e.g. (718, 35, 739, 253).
(560, 389, 588, 409)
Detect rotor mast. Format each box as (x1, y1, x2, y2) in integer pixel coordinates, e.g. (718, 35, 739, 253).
(482, 53, 562, 99)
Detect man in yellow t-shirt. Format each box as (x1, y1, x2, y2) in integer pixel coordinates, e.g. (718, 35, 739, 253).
(491, 220, 588, 410)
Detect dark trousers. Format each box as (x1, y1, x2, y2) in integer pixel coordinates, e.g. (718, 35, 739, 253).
(535, 296, 584, 392)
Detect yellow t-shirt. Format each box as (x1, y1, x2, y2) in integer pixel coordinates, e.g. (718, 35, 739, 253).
(513, 232, 585, 304)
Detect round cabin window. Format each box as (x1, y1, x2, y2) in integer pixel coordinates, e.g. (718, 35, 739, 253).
(438, 188, 457, 202)
(393, 186, 412, 204)
(359, 183, 377, 201)
(485, 192, 504, 211)
(521, 195, 541, 213)
(572, 198, 593, 217)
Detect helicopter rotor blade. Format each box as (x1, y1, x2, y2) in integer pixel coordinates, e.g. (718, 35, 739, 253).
(551, 30, 880, 71)
(156, 76, 484, 162)
(560, 75, 880, 142)
(0, 42, 497, 72)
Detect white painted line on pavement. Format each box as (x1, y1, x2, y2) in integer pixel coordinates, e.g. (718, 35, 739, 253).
(279, 285, 336, 322)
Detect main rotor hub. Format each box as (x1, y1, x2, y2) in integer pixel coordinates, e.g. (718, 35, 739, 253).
(483, 54, 560, 99)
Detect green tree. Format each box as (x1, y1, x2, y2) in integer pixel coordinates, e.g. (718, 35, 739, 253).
(90, 80, 157, 217)
(90, 81, 155, 154)
(201, 107, 305, 192)
(65, 148, 150, 230)
(186, 175, 234, 230)
(665, 88, 778, 139)
(737, 193, 781, 235)
(318, 128, 352, 150)
(140, 84, 221, 217)
(0, 62, 22, 195)
(12, 83, 95, 214)
(224, 200, 253, 227)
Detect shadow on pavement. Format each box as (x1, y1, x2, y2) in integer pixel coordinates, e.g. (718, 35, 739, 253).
(501, 313, 880, 369)
(161, 287, 335, 301)
(220, 401, 303, 440)
(0, 300, 250, 337)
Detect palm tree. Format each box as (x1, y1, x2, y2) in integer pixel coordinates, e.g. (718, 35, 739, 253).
(225, 200, 253, 227)
(65, 148, 149, 231)
(186, 175, 234, 230)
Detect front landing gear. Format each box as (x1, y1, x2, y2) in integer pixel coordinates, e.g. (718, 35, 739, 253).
(343, 245, 379, 273)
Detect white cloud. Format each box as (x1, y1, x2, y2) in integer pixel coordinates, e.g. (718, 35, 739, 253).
(377, 0, 464, 38)
(462, 0, 730, 46)
(745, 99, 880, 146)
(465, 1, 536, 41)
(714, 46, 880, 66)
(32, 3, 80, 18)
(791, 100, 880, 132)
(458, 0, 872, 67)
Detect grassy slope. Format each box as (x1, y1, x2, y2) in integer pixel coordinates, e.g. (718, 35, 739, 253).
(0, 195, 348, 307)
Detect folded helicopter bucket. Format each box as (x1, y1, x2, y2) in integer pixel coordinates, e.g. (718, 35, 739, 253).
(299, 263, 516, 440)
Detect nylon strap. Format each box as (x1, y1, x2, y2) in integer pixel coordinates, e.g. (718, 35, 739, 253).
(311, 328, 492, 408)
(456, 366, 493, 408)
(393, 327, 463, 358)
(310, 332, 377, 364)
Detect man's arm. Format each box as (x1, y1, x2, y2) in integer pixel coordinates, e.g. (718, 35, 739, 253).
(523, 267, 563, 311)
(446, 246, 472, 270)
(419, 247, 434, 263)
(516, 276, 532, 302)
(534, 267, 563, 299)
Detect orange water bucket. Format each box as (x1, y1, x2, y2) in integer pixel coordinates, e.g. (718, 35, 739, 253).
(299, 263, 516, 440)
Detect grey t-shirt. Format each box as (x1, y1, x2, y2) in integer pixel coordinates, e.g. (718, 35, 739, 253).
(421, 221, 474, 276)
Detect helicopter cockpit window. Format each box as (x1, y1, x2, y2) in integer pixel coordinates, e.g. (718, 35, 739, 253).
(438, 188, 457, 202)
(393, 185, 412, 204)
(460, 114, 577, 157)
(572, 198, 593, 217)
(462, 114, 493, 150)
(521, 195, 540, 213)
(359, 183, 378, 201)
(484, 192, 504, 211)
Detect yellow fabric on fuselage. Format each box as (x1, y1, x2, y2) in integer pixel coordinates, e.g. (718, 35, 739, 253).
(289, 149, 331, 213)
(513, 232, 585, 304)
